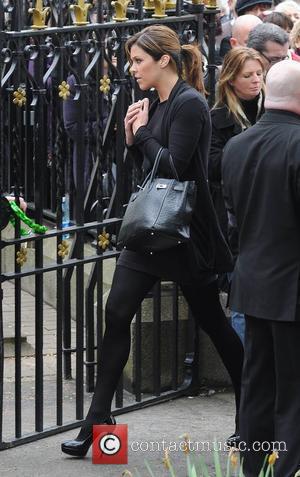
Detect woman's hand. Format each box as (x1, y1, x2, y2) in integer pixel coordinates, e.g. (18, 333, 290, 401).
(132, 98, 149, 135)
(124, 98, 149, 146)
(124, 100, 143, 146)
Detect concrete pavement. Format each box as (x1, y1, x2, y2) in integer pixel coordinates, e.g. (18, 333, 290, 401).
(0, 391, 237, 477)
(1, 281, 237, 476)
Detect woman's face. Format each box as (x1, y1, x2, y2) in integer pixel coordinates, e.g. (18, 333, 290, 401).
(130, 44, 162, 90)
(230, 59, 264, 100)
(283, 6, 300, 23)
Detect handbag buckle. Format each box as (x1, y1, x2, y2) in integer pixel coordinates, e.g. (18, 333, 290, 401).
(156, 183, 167, 189)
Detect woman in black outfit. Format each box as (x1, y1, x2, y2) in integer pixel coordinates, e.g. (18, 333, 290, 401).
(209, 47, 265, 238)
(62, 25, 244, 457)
(209, 47, 265, 344)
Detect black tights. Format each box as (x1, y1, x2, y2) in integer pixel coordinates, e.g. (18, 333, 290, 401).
(85, 266, 243, 428)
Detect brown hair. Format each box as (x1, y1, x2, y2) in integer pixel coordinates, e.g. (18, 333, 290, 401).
(215, 46, 265, 126)
(263, 12, 293, 32)
(125, 25, 205, 93)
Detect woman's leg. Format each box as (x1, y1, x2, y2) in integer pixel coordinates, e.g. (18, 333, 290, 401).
(85, 265, 158, 424)
(180, 279, 244, 429)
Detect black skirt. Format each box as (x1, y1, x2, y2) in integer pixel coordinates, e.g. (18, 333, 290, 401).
(117, 242, 216, 286)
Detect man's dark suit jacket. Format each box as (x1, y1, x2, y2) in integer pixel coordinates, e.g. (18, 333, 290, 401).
(222, 109, 300, 322)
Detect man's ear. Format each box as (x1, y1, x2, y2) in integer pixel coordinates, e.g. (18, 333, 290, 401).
(230, 37, 238, 48)
(160, 54, 171, 68)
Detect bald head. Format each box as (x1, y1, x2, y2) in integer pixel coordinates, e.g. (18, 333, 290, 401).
(231, 15, 263, 47)
(265, 61, 300, 114)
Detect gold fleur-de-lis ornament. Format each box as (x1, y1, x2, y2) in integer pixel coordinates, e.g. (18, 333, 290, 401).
(29, 0, 50, 29)
(70, 0, 92, 25)
(16, 247, 28, 266)
(58, 81, 70, 100)
(13, 88, 27, 107)
(98, 231, 110, 250)
(205, 0, 217, 8)
(99, 76, 111, 94)
(111, 0, 131, 21)
(58, 240, 70, 259)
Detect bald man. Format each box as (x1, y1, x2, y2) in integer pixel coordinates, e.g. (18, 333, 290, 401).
(230, 14, 262, 47)
(222, 61, 300, 477)
(219, 14, 262, 59)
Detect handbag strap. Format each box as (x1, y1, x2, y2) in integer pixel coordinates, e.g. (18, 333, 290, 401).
(149, 147, 179, 182)
(139, 148, 164, 189)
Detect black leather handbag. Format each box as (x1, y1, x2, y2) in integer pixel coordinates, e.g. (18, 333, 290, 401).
(117, 148, 197, 253)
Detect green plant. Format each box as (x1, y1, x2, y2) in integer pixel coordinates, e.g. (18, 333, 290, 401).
(121, 445, 280, 477)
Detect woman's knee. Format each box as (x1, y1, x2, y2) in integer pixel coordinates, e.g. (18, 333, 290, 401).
(105, 293, 132, 332)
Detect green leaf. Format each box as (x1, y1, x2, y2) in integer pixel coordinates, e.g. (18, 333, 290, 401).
(197, 454, 211, 477)
(239, 458, 245, 477)
(258, 454, 269, 477)
(144, 460, 156, 477)
(187, 455, 198, 477)
(213, 447, 222, 477)
(225, 452, 231, 477)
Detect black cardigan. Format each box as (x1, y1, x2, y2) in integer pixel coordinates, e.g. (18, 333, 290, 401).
(122, 80, 232, 274)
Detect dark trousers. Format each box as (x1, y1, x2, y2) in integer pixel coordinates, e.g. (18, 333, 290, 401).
(85, 265, 243, 431)
(240, 315, 300, 477)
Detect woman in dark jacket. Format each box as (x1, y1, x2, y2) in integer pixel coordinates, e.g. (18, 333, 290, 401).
(62, 25, 244, 457)
(208, 47, 264, 236)
(209, 47, 265, 344)
(209, 47, 265, 237)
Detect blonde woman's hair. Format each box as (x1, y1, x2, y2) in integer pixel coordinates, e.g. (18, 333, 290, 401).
(215, 46, 265, 126)
(125, 25, 205, 93)
(290, 19, 300, 48)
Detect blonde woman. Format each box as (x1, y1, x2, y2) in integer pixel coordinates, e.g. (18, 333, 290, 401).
(290, 19, 300, 57)
(209, 47, 265, 344)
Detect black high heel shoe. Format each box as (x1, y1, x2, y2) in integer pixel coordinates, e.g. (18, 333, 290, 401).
(61, 415, 116, 457)
(226, 432, 240, 448)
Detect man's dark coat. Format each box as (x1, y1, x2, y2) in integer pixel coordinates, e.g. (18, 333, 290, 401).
(222, 109, 300, 322)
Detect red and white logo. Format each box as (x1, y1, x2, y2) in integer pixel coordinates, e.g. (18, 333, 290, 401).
(92, 424, 128, 464)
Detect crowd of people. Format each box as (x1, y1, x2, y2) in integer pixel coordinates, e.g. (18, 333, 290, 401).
(57, 3, 300, 475)
(210, 0, 300, 348)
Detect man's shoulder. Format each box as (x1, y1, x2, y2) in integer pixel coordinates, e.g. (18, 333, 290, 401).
(223, 125, 253, 150)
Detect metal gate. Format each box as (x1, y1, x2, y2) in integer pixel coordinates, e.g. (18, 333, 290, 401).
(0, 0, 218, 448)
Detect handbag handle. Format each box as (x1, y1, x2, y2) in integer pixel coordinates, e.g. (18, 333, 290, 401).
(149, 147, 179, 182)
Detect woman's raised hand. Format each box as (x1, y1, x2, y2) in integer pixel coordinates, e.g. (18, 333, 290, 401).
(132, 98, 149, 135)
(124, 98, 149, 146)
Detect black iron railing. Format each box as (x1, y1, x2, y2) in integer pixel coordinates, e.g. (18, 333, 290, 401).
(0, 0, 217, 448)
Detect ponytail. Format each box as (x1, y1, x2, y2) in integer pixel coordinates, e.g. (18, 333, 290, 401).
(181, 44, 205, 94)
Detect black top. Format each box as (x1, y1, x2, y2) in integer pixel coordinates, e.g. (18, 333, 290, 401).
(208, 94, 264, 243)
(118, 96, 216, 285)
(240, 96, 259, 126)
